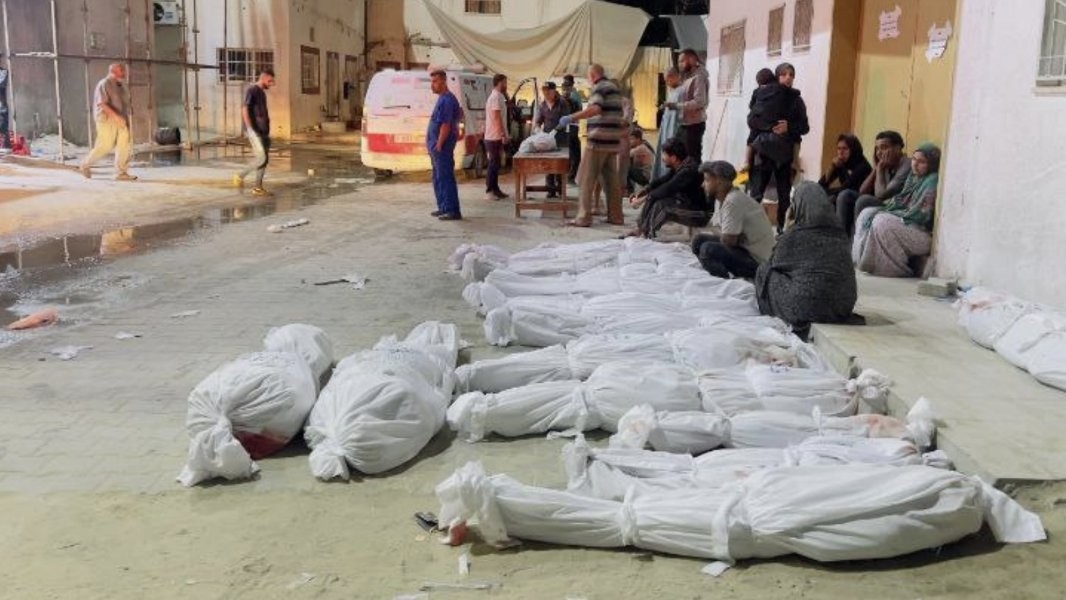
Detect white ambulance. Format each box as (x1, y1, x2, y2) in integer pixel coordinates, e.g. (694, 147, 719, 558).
(361, 68, 494, 176)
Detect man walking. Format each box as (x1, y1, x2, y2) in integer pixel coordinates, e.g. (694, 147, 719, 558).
(427, 69, 462, 221)
(235, 68, 275, 197)
(559, 64, 625, 227)
(483, 73, 509, 201)
(80, 63, 136, 181)
(667, 49, 709, 161)
(561, 74, 582, 185)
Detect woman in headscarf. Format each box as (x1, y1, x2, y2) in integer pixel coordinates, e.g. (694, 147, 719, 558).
(819, 133, 872, 201)
(652, 67, 683, 180)
(756, 182, 857, 327)
(852, 143, 941, 277)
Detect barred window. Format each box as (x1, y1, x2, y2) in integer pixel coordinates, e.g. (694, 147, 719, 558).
(717, 21, 746, 96)
(768, 5, 785, 58)
(217, 48, 274, 83)
(465, 0, 501, 14)
(301, 45, 321, 95)
(793, 0, 814, 52)
(1039, 0, 1066, 85)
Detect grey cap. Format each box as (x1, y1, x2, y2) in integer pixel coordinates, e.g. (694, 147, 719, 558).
(699, 160, 738, 182)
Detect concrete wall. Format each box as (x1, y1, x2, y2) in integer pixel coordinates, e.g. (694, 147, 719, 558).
(936, 0, 1066, 307)
(704, 0, 835, 171)
(366, 0, 408, 70)
(287, 0, 366, 132)
(188, 0, 365, 140)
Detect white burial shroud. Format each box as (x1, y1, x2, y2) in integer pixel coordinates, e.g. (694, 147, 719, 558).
(435, 461, 1046, 566)
(304, 322, 460, 479)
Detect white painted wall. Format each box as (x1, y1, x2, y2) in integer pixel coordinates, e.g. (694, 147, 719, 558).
(704, 0, 834, 169)
(936, 0, 1066, 308)
(287, 0, 366, 133)
(189, 0, 365, 140)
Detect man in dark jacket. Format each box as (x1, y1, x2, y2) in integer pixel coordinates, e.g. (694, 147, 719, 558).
(749, 62, 810, 234)
(624, 137, 709, 238)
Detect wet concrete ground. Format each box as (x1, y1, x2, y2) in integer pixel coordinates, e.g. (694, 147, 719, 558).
(0, 143, 384, 329)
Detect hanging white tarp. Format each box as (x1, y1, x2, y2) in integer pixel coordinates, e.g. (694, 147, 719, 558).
(422, 0, 652, 80)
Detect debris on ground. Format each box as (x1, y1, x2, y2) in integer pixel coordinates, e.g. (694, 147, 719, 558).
(114, 332, 142, 340)
(48, 345, 92, 360)
(418, 581, 500, 592)
(6, 308, 58, 331)
(169, 310, 201, 319)
(267, 218, 311, 233)
(313, 273, 369, 289)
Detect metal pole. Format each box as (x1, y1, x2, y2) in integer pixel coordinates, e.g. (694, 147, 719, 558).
(50, 0, 64, 163)
(222, 0, 227, 144)
(3, 0, 17, 139)
(180, 0, 192, 149)
(192, 0, 201, 156)
(125, 0, 133, 145)
(143, 0, 154, 143)
(82, 0, 94, 149)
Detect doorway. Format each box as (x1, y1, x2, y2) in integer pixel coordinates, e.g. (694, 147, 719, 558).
(325, 51, 340, 120)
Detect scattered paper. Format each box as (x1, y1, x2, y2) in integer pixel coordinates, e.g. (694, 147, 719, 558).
(419, 581, 499, 592)
(458, 552, 471, 576)
(268, 218, 311, 233)
(115, 332, 142, 340)
(701, 561, 732, 577)
(170, 310, 201, 319)
(286, 572, 316, 590)
(313, 273, 369, 290)
(49, 345, 93, 360)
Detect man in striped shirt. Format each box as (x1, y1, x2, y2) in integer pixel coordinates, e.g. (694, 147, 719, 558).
(558, 64, 626, 227)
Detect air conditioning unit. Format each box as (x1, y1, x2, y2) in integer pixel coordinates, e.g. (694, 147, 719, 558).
(153, 1, 179, 26)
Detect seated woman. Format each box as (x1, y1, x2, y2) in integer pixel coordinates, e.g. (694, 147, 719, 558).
(624, 137, 709, 239)
(756, 182, 857, 327)
(852, 143, 941, 277)
(819, 133, 872, 202)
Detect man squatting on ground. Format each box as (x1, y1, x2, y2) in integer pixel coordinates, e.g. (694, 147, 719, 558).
(235, 68, 276, 197)
(80, 63, 137, 181)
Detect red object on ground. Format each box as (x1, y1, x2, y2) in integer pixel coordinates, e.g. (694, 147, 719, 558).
(6, 308, 58, 331)
(8, 134, 30, 156)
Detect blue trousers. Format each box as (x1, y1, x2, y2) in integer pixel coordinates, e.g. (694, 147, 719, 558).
(429, 143, 460, 216)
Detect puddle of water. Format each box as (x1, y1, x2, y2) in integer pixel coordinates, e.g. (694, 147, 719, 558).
(1, 147, 378, 326)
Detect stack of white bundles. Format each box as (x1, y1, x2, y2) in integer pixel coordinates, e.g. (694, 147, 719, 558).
(993, 311, 1066, 370)
(698, 365, 890, 418)
(483, 291, 764, 347)
(1024, 325, 1066, 391)
(304, 322, 460, 480)
(609, 398, 937, 454)
(563, 434, 949, 502)
(955, 287, 1035, 349)
(448, 243, 511, 282)
(454, 333, 674, 394)
(262, 323, 335, 386)
(179, 351, 317, 486)
(435, 461, 1046, 567)
(478, 262, 726, 304)
(447, 361, 702, 442)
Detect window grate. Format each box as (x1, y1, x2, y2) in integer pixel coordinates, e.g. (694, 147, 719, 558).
(1038, 0, 1066, 84)
(718, 21, 746, 96)
(465, 0, 501, 14)
(793, 0, 814, 52)
(301, 45, 321, 95)
(768, 5, 785, 58)
(217, 48, 274, 84)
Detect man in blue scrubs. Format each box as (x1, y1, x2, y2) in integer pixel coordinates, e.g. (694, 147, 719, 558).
(427, 70, 463, 221)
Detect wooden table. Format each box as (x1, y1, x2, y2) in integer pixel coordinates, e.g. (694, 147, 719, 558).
(512, 148, 571, 218)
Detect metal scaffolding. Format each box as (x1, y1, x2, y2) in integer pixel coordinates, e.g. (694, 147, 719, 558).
(0, 0, 222, 163)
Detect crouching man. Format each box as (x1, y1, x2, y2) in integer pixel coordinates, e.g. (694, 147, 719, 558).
(691, 161, 775, 279)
